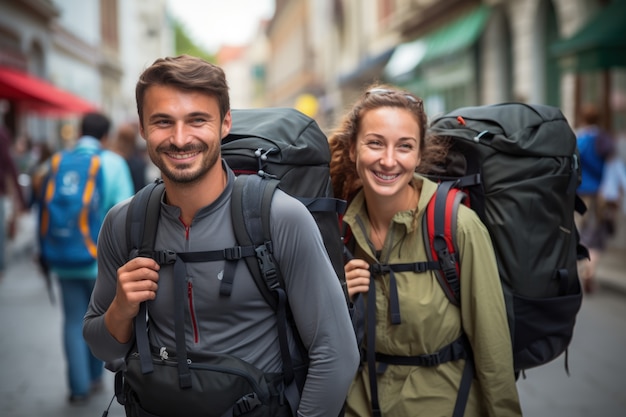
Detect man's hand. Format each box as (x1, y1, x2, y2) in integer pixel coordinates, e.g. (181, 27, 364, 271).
(104, 257, 160, 343)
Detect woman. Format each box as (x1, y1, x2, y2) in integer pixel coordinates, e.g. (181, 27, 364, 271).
(329, 85, 522, 417)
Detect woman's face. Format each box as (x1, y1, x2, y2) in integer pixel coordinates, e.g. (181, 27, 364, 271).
(350, 106, 421, 200)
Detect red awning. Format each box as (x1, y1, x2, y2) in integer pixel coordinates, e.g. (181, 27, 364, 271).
(0, 66, 98, 116)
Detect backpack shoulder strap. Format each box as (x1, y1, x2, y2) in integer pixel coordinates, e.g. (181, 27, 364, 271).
(125, 179, 164, 259)
(422, 181, 475, 417)
(231, 174, 281, 310)
(231, 174, 302, 413)
(124, 179, 165, 376)
(423, 181, 466, 306)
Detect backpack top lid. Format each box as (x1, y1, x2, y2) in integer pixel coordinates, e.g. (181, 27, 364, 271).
(222, 108, 330, 166)
(429, 102, 577, 158)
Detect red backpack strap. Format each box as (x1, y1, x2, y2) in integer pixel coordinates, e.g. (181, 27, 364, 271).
(423, 181, 467, 306)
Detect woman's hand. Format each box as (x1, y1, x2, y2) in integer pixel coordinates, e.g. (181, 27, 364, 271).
(345, 258, 371, 299)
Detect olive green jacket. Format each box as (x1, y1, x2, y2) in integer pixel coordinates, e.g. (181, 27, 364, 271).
(343, 175, 522, 417)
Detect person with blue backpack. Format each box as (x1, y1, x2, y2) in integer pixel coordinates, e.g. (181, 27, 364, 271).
(328, 85, 522, 417)
(36, 112, 134, 404)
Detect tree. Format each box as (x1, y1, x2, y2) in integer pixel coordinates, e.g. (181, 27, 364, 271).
(172, 18, 215, 63)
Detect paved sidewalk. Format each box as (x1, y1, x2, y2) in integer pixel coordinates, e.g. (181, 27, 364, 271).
(595, 246, 626, 296)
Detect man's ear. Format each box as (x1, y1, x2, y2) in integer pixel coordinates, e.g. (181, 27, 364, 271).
(221, 110, 232, 139)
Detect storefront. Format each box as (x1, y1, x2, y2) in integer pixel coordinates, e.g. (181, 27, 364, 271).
(0, 66, 97, 117)
(383, 5, 490, 116)
(551, 0, 626, 133)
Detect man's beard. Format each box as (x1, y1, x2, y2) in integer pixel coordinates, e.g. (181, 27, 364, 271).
(150, 142, 220, 185)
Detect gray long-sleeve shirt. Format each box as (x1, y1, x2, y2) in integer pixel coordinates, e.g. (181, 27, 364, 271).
(83, 163, 359, 417)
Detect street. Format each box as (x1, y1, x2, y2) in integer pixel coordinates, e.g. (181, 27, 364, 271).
(0, 213, 125, 417)
(517, 288, 626, 416)
(1, 212, 625, 417)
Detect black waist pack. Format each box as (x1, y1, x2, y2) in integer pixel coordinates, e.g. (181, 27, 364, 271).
(121, 346, 292, 417)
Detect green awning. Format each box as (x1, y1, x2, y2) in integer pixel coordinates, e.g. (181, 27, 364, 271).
(551, 1, 626, 72)
(384, 5, 490, 81)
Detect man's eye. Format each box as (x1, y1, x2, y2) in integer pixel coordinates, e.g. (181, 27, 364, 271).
(190, 118, 206, 125)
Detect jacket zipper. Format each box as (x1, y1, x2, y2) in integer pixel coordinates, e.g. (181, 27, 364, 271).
(188, 281, 199, 343)
(181, 220, 199, 343)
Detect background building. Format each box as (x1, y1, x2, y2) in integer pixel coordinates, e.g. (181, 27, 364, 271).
(0, 0, 173, 149)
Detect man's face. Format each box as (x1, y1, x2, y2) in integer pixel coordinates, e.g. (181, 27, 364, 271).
(139, 84, 231, 185)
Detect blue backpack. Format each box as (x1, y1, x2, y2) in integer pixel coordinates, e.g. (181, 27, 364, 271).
(39, 149, 104, 268)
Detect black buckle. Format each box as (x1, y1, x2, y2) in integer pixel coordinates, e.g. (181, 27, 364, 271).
(255, 244, 280, 290)
(370, 264, 390, 275)
(154, 250, 177, 265)
(234, 393, 262, 416)
(223, 246, 242, 260)
(422, 353, 441, 366)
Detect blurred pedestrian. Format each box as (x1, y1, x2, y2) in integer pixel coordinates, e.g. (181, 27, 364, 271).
(329, 84, 522, 416)
(0, 100, 27, 280)
(111, 121, 148, 193)
(38, 112, 134, 404)
(598, 149, 626, 237)
(575, 103, 616, 293)
(29, 141, 54, 207)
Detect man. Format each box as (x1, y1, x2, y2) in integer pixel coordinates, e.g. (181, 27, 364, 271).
(43, 112, 134, 403)
(83, 55, 359, 417)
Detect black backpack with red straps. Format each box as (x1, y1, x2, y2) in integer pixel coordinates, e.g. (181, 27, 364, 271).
(426, 102, 587, 376)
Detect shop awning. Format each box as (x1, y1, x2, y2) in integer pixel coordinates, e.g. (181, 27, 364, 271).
(338, 47, 395, 86)
(551, 1, 626, 72)
(0, 66, 98, 116)
(384, 5, 490, 81)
